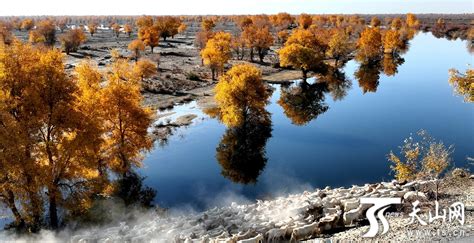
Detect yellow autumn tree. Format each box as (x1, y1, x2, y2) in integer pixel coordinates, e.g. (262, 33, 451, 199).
(29, 19, 56, 46)
(0, 40, 104, 229)
(155, 16, 182, 40)
(406, 13, 420, 28)
(383, 29, 403, 54)
(214, 64, 270, 127)
(60, 28, 87, 54)
(298, 13, 312, 29)
(355, 27, 382, 64)
(326, 29, 353, 66)
(134, 58, 157, 81)
(241, 24, 274, 62)
(0, 40, 45, 230)
(370, 17, 381, 27)
(88, 22, 98, 36)
(178, 23, 187, 35)
(388, 130, 452, 199)
(20, 18, 34, 31)
(270, 12, 294, 31)
(0, 21, 12, 44)
(201, 32, 232, 80)
(101, 58, 153, 175)
(128, 39, 145, 61)
(391, 17, 403, 30)
(201, 18, 216, 32)
(138, 24, 160, 53)
(112, 23, 121, 37)
(124, 24, 133, 37)
(279, 29, 326, 80)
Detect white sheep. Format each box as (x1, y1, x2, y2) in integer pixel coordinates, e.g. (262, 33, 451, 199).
(265, 228, 288, 242)
(290, 221, 319, 241)
(237, 234, 263, 243)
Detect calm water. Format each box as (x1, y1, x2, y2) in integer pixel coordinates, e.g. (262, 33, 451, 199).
(140, 33, 473, 210)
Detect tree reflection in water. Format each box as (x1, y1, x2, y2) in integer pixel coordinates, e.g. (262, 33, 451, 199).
(355, 53, 406, 93)
(383, 54, 405, 76)
(216, 113, 272, 184)
(355, 61, 382, 93)
(277, 65, 354, 125)
(278, 81, 329, 126)
(316, 67, 352, 101)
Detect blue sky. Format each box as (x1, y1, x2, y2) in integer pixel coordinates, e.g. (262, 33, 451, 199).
(0, 0, 472, 16)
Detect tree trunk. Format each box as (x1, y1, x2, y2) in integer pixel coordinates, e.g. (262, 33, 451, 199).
(151, 46, 154, 53)
(258, 49, 264, 63)
(211, 69, 216, 81)
(48, 185, 59, 229)
(249, 48, 254, 62)
(7, 190, 25, 227)
(302, 69, 308, 81)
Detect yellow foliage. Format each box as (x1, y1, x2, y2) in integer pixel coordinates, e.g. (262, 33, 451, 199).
(406, 13, 420, 28)
(134, 58, 157, 81)
(356, 27, 382, 63)
(201, 32, 232, 80)
(60, 28, 87, 54)
(1, 41, 154, 228)
(112, 23, 121, 37)
(448, 68, 474, 102)
(128, 39, 145, 60)
(279, 29, 326, 79)
(88, 22, 98, 36)
(326, 29, 353, 65)
(370, 17, 381, 27)
(202, 18, 216, 32)
(214, 64, 270, 127)
(32, 19, 56, 46)
(138, 25, 160, 53)
(20, 18, 34, 31)
(155, 16, 182, 40)
(178, 23, 187, 34)
(298, 14, 312, 29)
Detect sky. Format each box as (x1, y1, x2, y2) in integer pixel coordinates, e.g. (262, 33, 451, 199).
(0, 0, 472, 16)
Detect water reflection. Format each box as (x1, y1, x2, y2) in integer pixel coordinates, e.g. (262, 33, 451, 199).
(278, 81, 329, 126)
(355, 54, 406, 93)
(141, 33, 473, 208)
(382, 54, 405, 76)
(316, 67, 352, 101)
(355, 62, 382, 93)
(216, 113, 272, 184)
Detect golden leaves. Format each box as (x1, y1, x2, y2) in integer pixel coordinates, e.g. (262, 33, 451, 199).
(201, 32, 232, 80)
(356, 27, 382, 63)
(0, 42, 153, 225)
(448, 68, 474, 102)
(214, 63, 270, 127)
